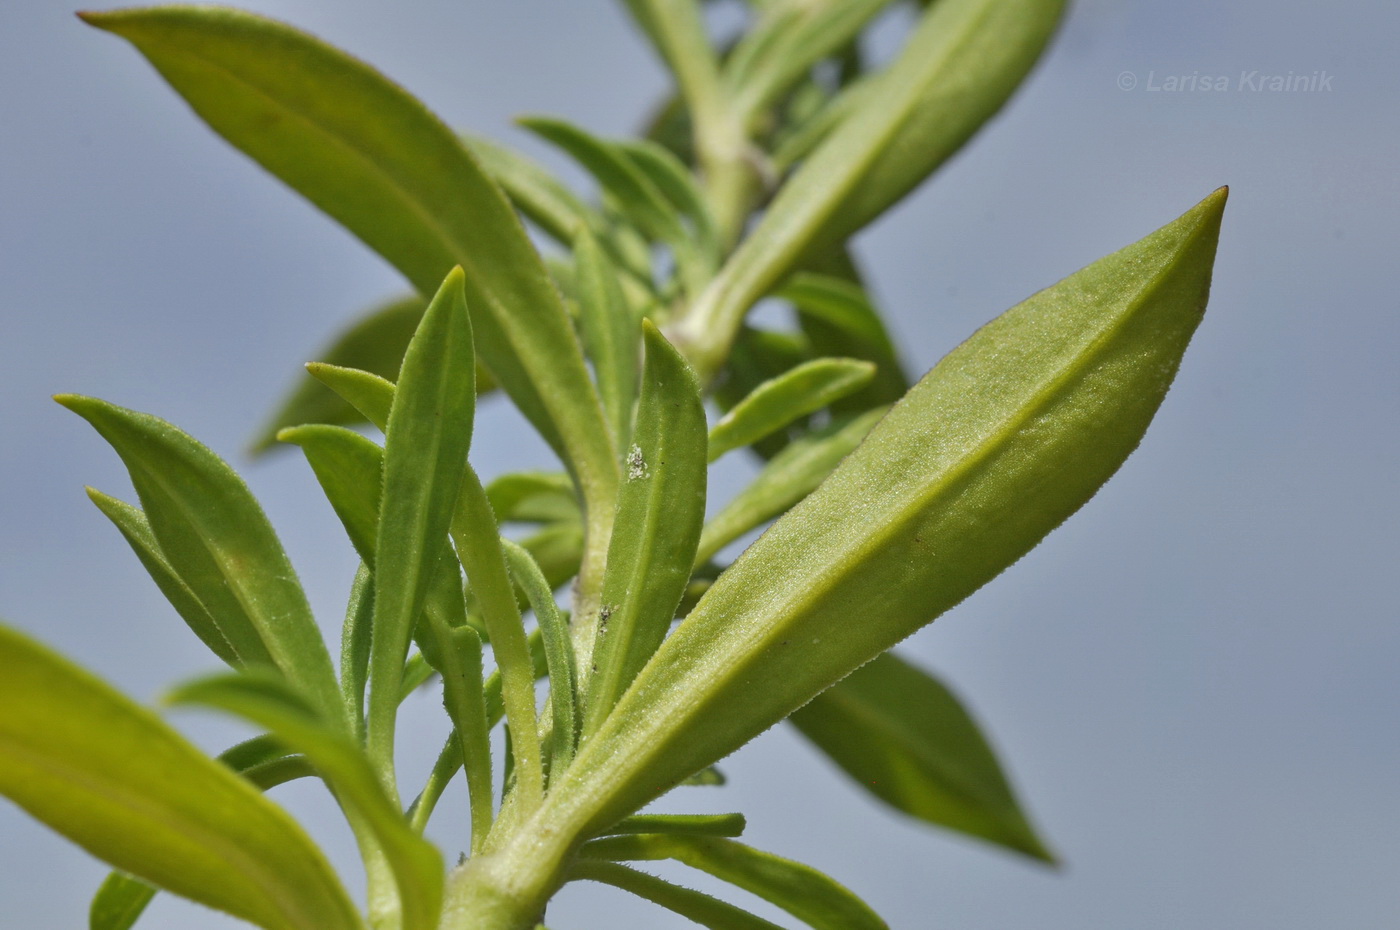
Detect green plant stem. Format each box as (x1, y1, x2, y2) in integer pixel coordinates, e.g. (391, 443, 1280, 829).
(627, 0, 755, 248)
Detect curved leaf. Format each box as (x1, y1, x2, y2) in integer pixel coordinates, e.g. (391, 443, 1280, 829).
(582, 834, 886, 930)
(306, 363, 396, 432)
(169, 672, 442, 930)
(85, 488, 240, 667)
(791, 652, 1054, 861)
(556, 190, 1228, 830)
(567, 860, 783, 930)
(0, 623, 360, 930)
(57, 395, 341, 721)
(82, 6, 615, 514)
(707, 357, 875, 461)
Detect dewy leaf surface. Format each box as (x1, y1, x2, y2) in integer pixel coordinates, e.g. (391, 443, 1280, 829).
(57, 395, 342, 722)
(0, 623, 360, 930)
(790, 651, 1054, 861)
(556, 189, 1228, 829)
(82, 7, 616, 518)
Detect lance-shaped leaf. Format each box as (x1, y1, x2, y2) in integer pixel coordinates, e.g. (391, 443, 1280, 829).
(486, 471, 580, 525)
(574, 229, 641, 446)
(82, 7, 615, 515)
(367, 268, 476, 776)
(554, 190, 1227, 830)
(306, 364, 395, 433)
(0, 623, 360, 930)
(599, 813, 746, 838)
(169, 672, 443, 930)
(90, 735, 320, 930)
(675, 0, 1067, 376)
(502, 540, 581, 774)
(582, 834, 886, 930)
(250, 295, 495, 453)
(276, 423, 474, 643)
(520, 117, 695, 258)
(582, 323, 707, 735)
(708, 357, 875, 461)
(57, 395, 342, 721)
(567, 860, 784, 930)
(85, 488, 241, 668)
(791, 651, 1053, 861)
(450, 466, 545, 807)
(781, 267, 909, 412)
(696, 407, 885, 565)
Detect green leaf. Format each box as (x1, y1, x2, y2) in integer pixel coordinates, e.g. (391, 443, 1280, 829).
(615, 138, 720, 260)
(463, 134, 600, 246)
(367, 268, 476, 780)
(781, 267, 909, 411)
(89, 873, 155, 930)
(714, 326, 816, 459)
(574, 228, 642, 446)
(169, 671, 442, 930)
(486, 471, 580, 525)
(600, 813, 746, 838)
(519, 116, 690, 249)
(696, 407, 885, 565)
(582, 834, 886, 930)
(567, 860, 784, 930)
(792, 652, 1053, 860)
(82, 7, 616, 515)
(555, 190, 1228, 830)
(57, 395, 342, 722)
(502, 541, 581, 775)
(725, 0, 897, 128)
(306, 363, 397, 433)
(450, 466, 545, 807)
(582, 322, 707, 735)
(250, 295, 493, 453)
(85, 488, 240, 667)
(90, 735, 319, 930)
(0, 623, 360, 930)
(675, 0, 1068, 376)
(708, 357, 875, 461)
(340, 564, 375, 741)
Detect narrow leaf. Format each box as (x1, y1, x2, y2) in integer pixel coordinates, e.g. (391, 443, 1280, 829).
(85, 488, 241, 667)
(696, 407, 885, 565)
(502, 540, 580, 774)
(583, 322, 707, 735)
(82, 7, 615, 516)
(582, 834, 886, 930)
(306, 363, 396, 433)
(367, 268, 476, 782)
(91, 735, 320, 930)
(574, 228, 641, 445)
(58, 395, 341, 721)
(568, 860, 783, 930)
(0, 623, 360, 930)
(600, 813, 746, 838)
(486, 472, 580, 525)
(708, 357, 875, 461)
(556, 190, 1228, 830)
(169, 672, 442, 930)
(791, 652, 1053, 860)
(450, 467, 545, 807)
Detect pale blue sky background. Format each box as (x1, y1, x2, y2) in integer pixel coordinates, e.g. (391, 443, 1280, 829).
(2, 1, 1397, 927)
